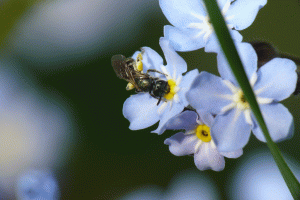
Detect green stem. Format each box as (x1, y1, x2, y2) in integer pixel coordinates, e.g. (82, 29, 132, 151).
(203, 0, 300, 198)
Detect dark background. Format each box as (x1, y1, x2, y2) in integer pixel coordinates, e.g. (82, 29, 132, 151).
(1, 0, 300, 199)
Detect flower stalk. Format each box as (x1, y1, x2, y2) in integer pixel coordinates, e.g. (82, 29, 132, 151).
(203, 0, 300, 198)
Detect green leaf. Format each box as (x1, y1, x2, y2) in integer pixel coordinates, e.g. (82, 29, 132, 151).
(202, 0, 300, 198)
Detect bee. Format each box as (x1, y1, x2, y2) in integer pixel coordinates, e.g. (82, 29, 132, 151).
(111, 54, 170, 105)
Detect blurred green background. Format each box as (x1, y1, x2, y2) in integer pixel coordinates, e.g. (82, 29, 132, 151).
(1, 0, 300, 199)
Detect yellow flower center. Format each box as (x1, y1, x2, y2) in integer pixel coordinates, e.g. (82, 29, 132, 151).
(164, 79, 177, 100)
(234, 90, 250, 110)
(195, 124, 211, 142)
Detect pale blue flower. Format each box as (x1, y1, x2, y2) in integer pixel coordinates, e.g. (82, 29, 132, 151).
(186, 42, 297, 152)
(160, 0, 267, 52)
(120, 170, 222, 200)
(228, 149, 300, 200)
(16, 169, 59, 200)
(163, 110, 242, 171)
(123, 37, 199, 134)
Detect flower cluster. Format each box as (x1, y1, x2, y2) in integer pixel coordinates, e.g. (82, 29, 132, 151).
(113, 0, 297, 171)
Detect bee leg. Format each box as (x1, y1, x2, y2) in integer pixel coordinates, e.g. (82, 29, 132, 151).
(156, 96, 162, 105)
(148, 92, 164, 106)
(149, 92, 157, 99)
(146, 69, 168, 77)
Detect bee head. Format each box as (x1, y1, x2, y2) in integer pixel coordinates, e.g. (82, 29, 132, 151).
(153, 80, 170, 97)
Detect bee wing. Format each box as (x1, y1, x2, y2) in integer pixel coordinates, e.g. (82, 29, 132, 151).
(112, 54, 141, 91)
(111, 54, 128, 79)
(125, 66, 141, 91)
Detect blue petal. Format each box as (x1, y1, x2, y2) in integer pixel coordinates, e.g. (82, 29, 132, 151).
(252, 103, 294, 143)
(220, 149, 243, 158)
(163, 110, 198, 130)
(177, 69, 199, 106)
(211, 108, 252, 152)
(226, 0, 267, 30)
(164, 132, 197, 156)
(218, 0, 235, 8)
(164, 25, 209, 51)
(194, 142, 225, 171)
(123, 93, 159, 130)
(217, 42, 258, 85)
(205, 30, 243, 53)
(140, 47, 164, 74)
(254, 58, 297, 101)
(131, 51, 141, 61)
(204, 33, 219, 53)
(186, 72, 232, 115)
(159, 0, 206, 28)
(160, 37, 187, 77)
(197, 109, 214, 127)
(164, 25, 206, 52)
(152, 101, 184, 134)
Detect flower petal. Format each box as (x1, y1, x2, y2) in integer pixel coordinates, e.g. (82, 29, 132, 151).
(205, 30, 243, 53)
(218, 0, 235, 8)
(252, 103, 294, 143)
(194, 142, 225, 171)
(123, 93, 159, 130)
(159, 0, 206, 28)
(186, 72, 232, 115)
(254, 58, 297, 101)
(163, 110, 198, 131)
(220, 149, 243, 158)
(164, 25, 206, 52)
(140, 46, 164, 74)
(152, 100, 184, 134)
(217, 42, 258, 85)
(204, 33, 219, 53)
(177, 69, 199, 106)
(226, 0, 267, 30)
(159, 37, 187, 77)
(164, 132, 197, 156)
(197, 109, 215, 127)
(131, 51, 141, 61)
(211, 108, 252, 152)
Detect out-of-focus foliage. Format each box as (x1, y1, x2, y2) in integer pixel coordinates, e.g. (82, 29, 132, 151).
(3, 0, 160, 69)
(0, 0, 40, 47)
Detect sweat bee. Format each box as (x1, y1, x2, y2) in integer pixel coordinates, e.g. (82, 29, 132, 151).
(111, 53, 170, 105)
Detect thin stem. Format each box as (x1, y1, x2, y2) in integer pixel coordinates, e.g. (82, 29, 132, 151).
(203, 0, 300, 198)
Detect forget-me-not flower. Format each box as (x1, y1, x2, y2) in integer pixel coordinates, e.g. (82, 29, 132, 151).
(186, 42, 297, 152)
(123, 37, 199, 134)
(163, 110, 242, 171)
(160, 0, 267, 52)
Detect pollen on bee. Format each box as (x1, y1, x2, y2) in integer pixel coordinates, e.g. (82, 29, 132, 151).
(136, 53, 143, 72)
(126, 83, 135, 90)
